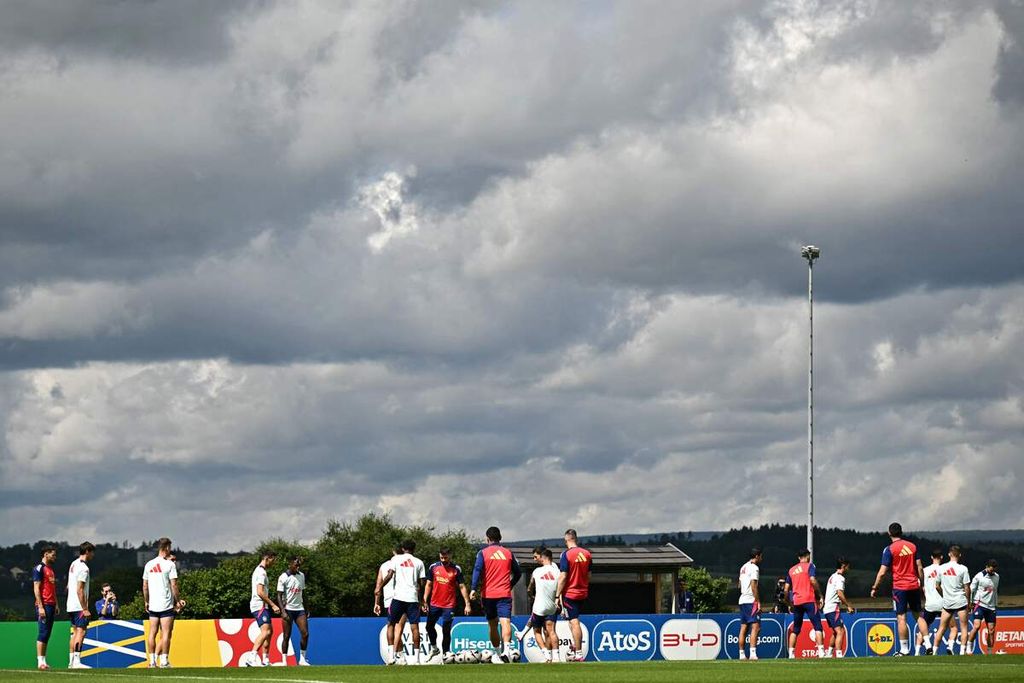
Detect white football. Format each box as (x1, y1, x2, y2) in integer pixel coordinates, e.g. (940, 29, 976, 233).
(443, 652, 456, 665)
(509, 650, 522, 663)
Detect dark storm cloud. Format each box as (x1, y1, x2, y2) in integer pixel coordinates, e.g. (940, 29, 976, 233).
(994, 0, 1024, 105)
(0, 0, 254, 64)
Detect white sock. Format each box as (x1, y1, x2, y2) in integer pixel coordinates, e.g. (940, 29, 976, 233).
(788, 648, 795, 658)
(825, 647, 833, 658)
(38, 656, 46, 665)
(300, 649, 307, 660)
(262, 653, 269, 665)
(915, 643, 921, 655)
(72, 653, 80, 665)
(159, 654, 168, 666)
(900, 639, 910, 655)
(739, 650, 747, 659)
(836, 651, 844, 658)
(149, 653, 156, 665)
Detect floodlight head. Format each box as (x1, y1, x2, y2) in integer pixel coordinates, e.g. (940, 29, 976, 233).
(801, 245, 820, 261)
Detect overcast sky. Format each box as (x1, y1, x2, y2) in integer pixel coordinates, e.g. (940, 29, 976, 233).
(1, 0, 1022, 551)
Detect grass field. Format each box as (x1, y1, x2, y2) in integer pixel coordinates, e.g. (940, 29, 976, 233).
(1, 659, 1023, 683)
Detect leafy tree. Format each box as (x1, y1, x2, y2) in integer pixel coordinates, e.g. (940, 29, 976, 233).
(123, 513, 478, 619)
(678, 566, 730, 613)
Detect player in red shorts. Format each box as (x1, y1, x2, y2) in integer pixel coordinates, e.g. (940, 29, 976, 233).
(870, 522, 927, 656)
(557, 529, 592, 662)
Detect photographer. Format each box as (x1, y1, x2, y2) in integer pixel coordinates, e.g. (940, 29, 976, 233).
(94, 583, 119, 619)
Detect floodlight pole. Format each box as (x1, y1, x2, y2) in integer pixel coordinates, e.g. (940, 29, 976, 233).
(801, 245, 820, 561)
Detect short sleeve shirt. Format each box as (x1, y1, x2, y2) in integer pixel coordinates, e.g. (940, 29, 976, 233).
(277, 571, 305, 610)
(66, 559, 90, 612)
(144, 556, 178, 612)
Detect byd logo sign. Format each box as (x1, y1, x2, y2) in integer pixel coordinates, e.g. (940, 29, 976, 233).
(592, 620, 656, 661)
(659, 619, 722, 660)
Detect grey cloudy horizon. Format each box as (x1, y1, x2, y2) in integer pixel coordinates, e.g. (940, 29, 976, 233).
(1, 0, 1023, 551)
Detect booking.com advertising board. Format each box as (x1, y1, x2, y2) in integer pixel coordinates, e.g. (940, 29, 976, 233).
(1, 611, 1023, 668)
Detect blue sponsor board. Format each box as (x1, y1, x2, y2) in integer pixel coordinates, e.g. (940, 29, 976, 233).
(722, 615, 785, 659)
(12, 610, 1019, 667)
(591, 619, 656, 661)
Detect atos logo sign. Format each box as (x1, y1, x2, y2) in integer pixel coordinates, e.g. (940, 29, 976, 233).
(592, 620, 656, 661)
(659, 619, 722, 660)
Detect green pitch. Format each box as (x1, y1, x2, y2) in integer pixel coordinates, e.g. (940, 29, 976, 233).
(1, 659, 1023, 682)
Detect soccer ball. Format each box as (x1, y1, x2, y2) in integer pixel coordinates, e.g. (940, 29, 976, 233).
(443, 652, 456, 665)
(509, 650, 522, 663)
(455, 650, 477, 664)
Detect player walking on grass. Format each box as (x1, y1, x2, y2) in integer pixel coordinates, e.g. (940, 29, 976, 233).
(470, 526, 522, 664)
(32, 546, 58, 670)
(247, 550, 280, 666)
(737, 548, 762, 661)
(373, 545, 401, 664)
(933, 545, 971, 656)
(966, 559, 999, 655)
(277, 556, 311, 666)
(143, 538, 185, 668)
(870, 522, 927, 656)
(822, 558, 854, 658)
(917, 549, 944, 655)
(424, 547, 471, 660)
(66, 542, 95, 669)
(557, 528, 592, 662)
(380, 539, 426, 665)
(785, 549, 825, 659)
(528, 547, 561, 663)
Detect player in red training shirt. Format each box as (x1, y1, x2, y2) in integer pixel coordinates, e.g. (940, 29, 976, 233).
(470, 526, 522, 663)
(423, 547, 471, 660)
(785, 549, 825, 658)
(557, 529, 592, 662)
(870, 522, 927, 656)
(32, 546, 59, 670)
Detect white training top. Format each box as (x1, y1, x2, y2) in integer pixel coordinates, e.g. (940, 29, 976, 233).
(937, 560, 970, 611)
(143, 556, 178, 612)
(738, 561, 759, 605)
(277, 571, 306, 611)
(389, 553, 426, 604)
(923, 564, 943, 613)
(970, 571, 999, 611)
(66, 558, 90, 612)
(823, 571, 845, 613)
(531, 565, 561, 616)
(250, 564, 270, 613)
(379, 560, 395, 607)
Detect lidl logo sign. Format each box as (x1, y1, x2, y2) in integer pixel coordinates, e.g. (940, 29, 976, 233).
(867, 624, 895, 655)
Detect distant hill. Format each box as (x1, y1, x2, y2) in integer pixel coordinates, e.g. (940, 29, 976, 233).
(918, 530, 1024, 544)
(511, 531, 722, 546)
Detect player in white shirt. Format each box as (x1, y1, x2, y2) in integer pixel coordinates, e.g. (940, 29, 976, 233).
(933, 545, 971, 656)
(277, 556, 310, 666)
(66, 542, 95, 669)
(143, 538, 185, 668)
(966, 559, 999, 654)
(377, 540, 426, 665)
(527, 547, 561, 663)
(737, 547, 763, 660)
(822, 558, 855, 658)
(373, 545, 402, 664)
(917, 549, 944, 655)
(245, 550, 281, 666)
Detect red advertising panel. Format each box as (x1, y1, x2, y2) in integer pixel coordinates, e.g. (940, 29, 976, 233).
(980, 615, 1024, 655)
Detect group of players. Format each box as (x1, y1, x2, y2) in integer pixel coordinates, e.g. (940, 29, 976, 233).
(371, 526, 593, 665)
(30, 537, 311, 670)
(734, 522, 1002, 659)
(31, 520, 1003, 669)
